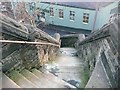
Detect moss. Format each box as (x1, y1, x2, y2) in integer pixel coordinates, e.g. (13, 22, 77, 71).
(8, 70, 21, 83)
(80, 69, 90, 88)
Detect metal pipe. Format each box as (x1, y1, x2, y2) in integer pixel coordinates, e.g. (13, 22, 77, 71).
(0, 40, 60, 47)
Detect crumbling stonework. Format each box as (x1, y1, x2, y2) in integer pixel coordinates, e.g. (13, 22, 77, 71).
(1, 13, 60, 73)
(61, 15, 119, 88)
(75, 16, 119, 88)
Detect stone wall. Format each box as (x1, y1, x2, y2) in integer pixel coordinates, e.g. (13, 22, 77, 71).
(76, 37, 118, 88)
(75, 16, 119, 88)
(61, 15, 119, 88)
(60, 34, 85, 47)
(2, 43, 59, 73)
(1, 13, 60, 73)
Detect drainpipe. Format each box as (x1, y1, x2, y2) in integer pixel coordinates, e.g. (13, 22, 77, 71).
(92, 2, 99, 32)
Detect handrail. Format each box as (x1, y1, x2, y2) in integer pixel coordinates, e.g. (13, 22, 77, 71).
(0, 40, 60, 47)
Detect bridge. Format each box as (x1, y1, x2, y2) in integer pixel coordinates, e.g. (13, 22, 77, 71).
(0, 13, 119, 88)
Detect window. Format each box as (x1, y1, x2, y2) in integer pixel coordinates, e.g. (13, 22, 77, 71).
(59, 9, 64, 18)
(83, 13, 89, 24)
(49, 7, 54, 16)
(40, 10, 45, 18)
(70, 11, 75, 21)
(41, 12, 45, 18)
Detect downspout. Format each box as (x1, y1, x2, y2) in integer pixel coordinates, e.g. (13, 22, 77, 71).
(92, 2, 99, 32)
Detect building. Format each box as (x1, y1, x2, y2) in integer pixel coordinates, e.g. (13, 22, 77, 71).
(35, 2, 96, 34)
(10, 1, 119, 34)
(34, 1, 118, 33)
(95, 1, 119, 30)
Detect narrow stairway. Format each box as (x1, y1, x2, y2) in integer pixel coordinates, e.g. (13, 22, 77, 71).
(2, 68, 76, 88)
(2, 47, 85, 88)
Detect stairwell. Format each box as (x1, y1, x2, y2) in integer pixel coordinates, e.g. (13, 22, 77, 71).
(3, 68, 76, 88)
(2, 48, 81, 88)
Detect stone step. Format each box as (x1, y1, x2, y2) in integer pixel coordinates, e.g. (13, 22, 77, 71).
(29, 69, 63, 88)
(2, 73, 20, 88)
(8, 70, 38, 88)
(31, 69, 76, 88)
(20, 69, 54, 88)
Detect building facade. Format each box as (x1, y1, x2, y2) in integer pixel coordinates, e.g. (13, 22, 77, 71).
(95, 1, 119, 30)
(35, 1, 118, 31)
(35, 2, 96, 31)
(10, 1, 119, 33)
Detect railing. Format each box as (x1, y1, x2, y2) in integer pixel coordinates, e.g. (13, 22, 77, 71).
(0, 40, 60, 47)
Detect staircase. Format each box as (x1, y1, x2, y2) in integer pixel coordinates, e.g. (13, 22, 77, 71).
(2, 69, 76, 88)
(2, 47, 82, 89)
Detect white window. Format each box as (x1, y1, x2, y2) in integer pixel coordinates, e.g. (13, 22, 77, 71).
(40, 11, 45, 18)
(59, 9, 64, 18)
(70, 11, 75, 21)
(83, 13, 89, 24)
(49, 7, 54, 16)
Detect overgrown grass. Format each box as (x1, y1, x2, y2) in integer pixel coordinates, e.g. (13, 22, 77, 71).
(80, 69, 90, 88)
(8, 70, 21, 83)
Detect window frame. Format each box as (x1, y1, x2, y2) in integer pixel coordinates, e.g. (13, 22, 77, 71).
(40, 11, 45, 18)
(83, 13, 89, 24)
(69, 11, 75, 21)
(49, 7, 54, 16)
(59, 9, 64, 19)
